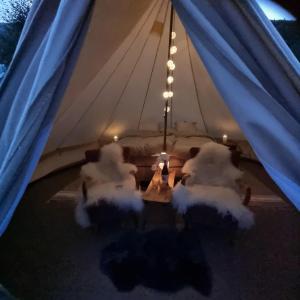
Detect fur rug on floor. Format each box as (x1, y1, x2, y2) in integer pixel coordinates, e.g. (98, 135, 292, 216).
(100, 229, 212, 295)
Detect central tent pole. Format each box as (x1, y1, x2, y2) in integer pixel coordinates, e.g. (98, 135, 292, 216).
(163, 2, 174, 152)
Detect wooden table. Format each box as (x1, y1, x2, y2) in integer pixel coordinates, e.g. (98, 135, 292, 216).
(142, 169, 176, 203)
(141, 169, 177, 229)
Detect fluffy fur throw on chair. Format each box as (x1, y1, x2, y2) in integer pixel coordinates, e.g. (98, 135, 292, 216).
(174, 142, 254, 229)
(75, 143, 143, 228)
(182, 142, 243, 189)
(81, 143, 138, 184)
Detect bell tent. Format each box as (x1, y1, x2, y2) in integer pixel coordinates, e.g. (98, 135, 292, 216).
(0, 0, 299, 235)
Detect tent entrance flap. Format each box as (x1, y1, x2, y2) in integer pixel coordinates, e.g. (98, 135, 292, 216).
(172, 0, 300, 209)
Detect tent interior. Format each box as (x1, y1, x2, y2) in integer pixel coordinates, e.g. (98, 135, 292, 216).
(0, 0, 299, 299)
(33, 0, 251, 180)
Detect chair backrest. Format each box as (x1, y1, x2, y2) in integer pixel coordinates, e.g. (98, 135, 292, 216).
(85, 149, 100, 162)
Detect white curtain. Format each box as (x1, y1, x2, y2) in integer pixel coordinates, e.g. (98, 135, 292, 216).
(173, 0, 300, 209)
(0, 0, 93, 235)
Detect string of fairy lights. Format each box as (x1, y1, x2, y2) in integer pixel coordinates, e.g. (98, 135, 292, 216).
(162, 5, 176, 152)
(163, 31, 177, 102)
(114, 4, 229, 149)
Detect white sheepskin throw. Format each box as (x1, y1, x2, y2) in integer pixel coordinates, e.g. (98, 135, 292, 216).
(81, 143, 137, 184)
(85, 179, 143, 211)
(75, 180, 143, 228)
(172, 183, 254, 229)
(75, 143, 142, 228)
(75, 197, 91, 228)
(182, 142, 242, 189)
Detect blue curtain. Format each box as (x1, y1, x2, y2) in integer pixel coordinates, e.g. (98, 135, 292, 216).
(173, 0, 300, 209)
(0, 0, 93, 236)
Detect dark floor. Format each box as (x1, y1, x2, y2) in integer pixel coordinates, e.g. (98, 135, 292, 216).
(0, 162, 299, 300)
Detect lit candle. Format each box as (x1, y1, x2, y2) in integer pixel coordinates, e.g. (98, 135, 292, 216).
(113, 135, 119, 142)
(222, 134, 228, 144)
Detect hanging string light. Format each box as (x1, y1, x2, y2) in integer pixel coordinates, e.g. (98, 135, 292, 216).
(166, 59, 175, 70)
(170, 45, 177, 55)
(168, 91, 174, 98)
(164, 106, 171, 112)
(163, 91, 169, 99)
(162, 4, 176, 152)
(168, 62, 176, 71)
(167, 76, 174, 84)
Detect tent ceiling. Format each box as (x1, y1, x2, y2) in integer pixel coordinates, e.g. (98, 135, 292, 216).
(45, 0, 243, 154)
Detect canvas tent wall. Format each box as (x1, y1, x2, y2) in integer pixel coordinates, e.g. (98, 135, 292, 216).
(33, 0, 244, 180)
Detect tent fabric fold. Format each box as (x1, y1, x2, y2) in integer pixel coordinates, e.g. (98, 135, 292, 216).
(0, 0, 94, 236)
(172, 0, 300, 209)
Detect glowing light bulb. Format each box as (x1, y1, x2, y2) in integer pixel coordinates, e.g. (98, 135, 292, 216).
(171, 31, 176, 39)
(168, 63, 175, 71)
(222, 134, 228, 144)
(170, 46, 177, 55)
(167, 60, 174, 68)
(167, 76, 174, 84)
(163, 91, 169, 99)
(168, 91, 173, 98)
(113, 135, 119, 142)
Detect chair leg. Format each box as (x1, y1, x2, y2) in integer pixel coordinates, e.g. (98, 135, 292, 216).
(243, 187, 251, 206)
